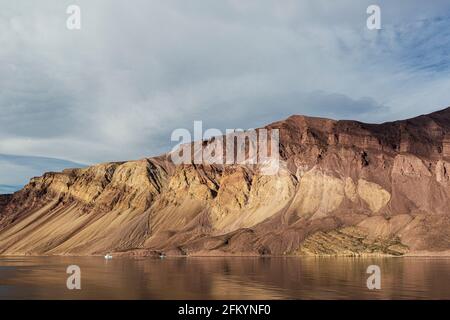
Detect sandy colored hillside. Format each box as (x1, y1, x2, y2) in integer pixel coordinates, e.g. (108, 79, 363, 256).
(1, 107, 450, 256)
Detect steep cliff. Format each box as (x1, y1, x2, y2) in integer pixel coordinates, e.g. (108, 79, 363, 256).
(0, 107, 449, 256)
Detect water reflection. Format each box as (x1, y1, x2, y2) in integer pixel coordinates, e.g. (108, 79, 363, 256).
(0, 256, 449, 299)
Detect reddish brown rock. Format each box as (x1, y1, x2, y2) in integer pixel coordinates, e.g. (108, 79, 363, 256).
(0, 107, 449, 256)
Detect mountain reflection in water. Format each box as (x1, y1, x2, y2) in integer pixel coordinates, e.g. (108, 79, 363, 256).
(0, 256, 449, 299)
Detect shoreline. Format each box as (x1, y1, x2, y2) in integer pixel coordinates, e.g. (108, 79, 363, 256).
(2, 251, 450, 258)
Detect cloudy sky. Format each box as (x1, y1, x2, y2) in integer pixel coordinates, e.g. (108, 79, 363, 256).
(1, 0, 450, 175)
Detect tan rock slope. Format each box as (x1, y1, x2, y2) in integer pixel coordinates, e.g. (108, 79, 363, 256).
(1, 107, 450, 256)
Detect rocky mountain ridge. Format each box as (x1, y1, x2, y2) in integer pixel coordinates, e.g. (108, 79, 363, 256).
(0, 107, 449, 256)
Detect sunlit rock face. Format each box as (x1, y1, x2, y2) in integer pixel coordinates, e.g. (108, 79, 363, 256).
(1, 107, 450, 256)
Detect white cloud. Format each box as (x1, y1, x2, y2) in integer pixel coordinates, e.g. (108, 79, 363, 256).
(0, 0, 449, 167)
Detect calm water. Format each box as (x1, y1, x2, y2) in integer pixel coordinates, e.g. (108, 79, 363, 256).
(0, 256, 449, 299)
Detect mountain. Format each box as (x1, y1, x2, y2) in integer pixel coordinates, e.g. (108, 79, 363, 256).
(0, 108, 449, 256)
(0, 154, 85, 194)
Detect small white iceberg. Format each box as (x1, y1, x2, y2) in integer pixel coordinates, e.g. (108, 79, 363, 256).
(104, 253, 113, 260)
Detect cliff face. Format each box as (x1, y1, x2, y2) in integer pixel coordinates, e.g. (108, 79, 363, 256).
(0, 108, 449, 256)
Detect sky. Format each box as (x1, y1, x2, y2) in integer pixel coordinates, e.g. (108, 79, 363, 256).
(1, 0, 450, 181)
(0, 153, 84, 189)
